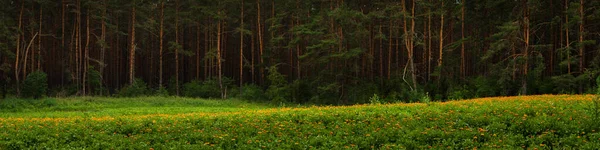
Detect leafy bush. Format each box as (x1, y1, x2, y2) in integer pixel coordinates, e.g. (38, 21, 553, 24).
(87, 66, 104, 95)
(181, 78, 235, 99)
(155, 86, 169, 97)
(183, 80, 204, 98)
(447, 86, 473, 100)
(240, 84, 266, 101)
(597, 75, 600, 94)
(199, 78, 225, 98)
(117, 78, 148, 97)
(471, 76, 498, 97)
(266, 66, 290, 104)
(167, 77, 180, 96)
(369, 94, 381, 105)
(21, 71, 48, 99)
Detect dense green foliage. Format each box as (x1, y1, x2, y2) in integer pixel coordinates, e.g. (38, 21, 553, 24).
(20, 71, 48, 99)
(118, 79, 149, 97)
(1, 95, 599, 149)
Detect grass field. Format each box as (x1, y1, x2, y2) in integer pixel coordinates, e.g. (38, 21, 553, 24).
(1, 95, 599, 149)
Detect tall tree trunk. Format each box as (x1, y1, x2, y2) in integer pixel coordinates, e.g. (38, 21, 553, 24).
(38, 5, 42, 71)
(129, 4, 136, 85)
(197, 25, 201, 80)
(461, 0, 465, 78)
(83, 14, 90, 95)
(100, 0, 107, 95)
(175, 0, 180, 95)
(76, 0, 81, 93)
(438, 0, 444, 68)
(251, 20, 255, 83)
(61, 0, 66, 86)
(159, 0, 164, 88)
(522, 0, 529, 95)
(427, 0, 432, 81)
(240, 0, 244, 94)
(410, 0, 417, 90)
(388, 20, 392, 79)
(579, 0, 584, 93)
(565, 0, 571, 74)
(217, 13, 224, 99)
(256, 0, 264, 85)
(578, 0, 584, 74)
(13, 0, 23, 95)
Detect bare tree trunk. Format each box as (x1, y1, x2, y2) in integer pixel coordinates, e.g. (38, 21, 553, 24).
(100, 0, 107, 95)
(217, 13, 224, 99)
(159, 0, 164, 88)
(579, 0, 584, 74)
(438, 0, 444, 68)
(388, 20, 392, 79)
(579, 0, 584, 93)
(251, 20, 255, 83)
(129, 4, 136, 85)
(14, 0, 24, 96)
(565, 0, 571, 74)
(410, 0, 417, 90)
(256, 0, 264, 85)
(240, 0, 244, 94)
(175, 0, 180, 95)
(84, 14, 90, 95)
(76, 0, 81, 93)
(461, 0, 465, 78)
(522, 0, 529, 95)
(197, 25, 201, 80)
(38, 5, 42, 70)
(427, 0, 432, 81)
(61, 0, 66, 86)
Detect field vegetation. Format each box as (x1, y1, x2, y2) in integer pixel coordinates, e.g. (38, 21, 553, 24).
(1, 95, 599, 149)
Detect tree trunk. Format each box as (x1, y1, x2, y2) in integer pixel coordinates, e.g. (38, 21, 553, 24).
(175, 0, 180, 95)
(438, 0, 444, 68)
(240, 0, 244, 94)
(427, 0, 432, 81)
(159, 0, 164, 88)
(15, 0, 24, 95)
(579, 0, 584, 93)
(579, 0, 584, 74)
(410, 0, 417, 90)
(251, 20, 255, 83)
(129, 4, 136, 85)
(256, 0, 264, 85)
(565, 0, 571, 74)
(388, 20, 392, 79)
(84, 14, 90, 95)
(38, 5, 42, 71)
(197, 25, 201, 80)
(461, 0, 465, 78)
(217, 14, 224, 99)
(522, 0, 529, 95)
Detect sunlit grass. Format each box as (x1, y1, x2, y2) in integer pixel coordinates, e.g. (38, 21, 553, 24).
(1, 95, 598, 149)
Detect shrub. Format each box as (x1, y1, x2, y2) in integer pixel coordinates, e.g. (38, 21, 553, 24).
(597, 75, 600, 94)
(181, 78, 235, 99)
(199, 78, 225, 98)
(240, 84, 266, 101)
(87, 66, 104, 95)
(118, 78, 148, 97)
(21, 71, 48, 99)
(266, 66, 290, 104)
(183, 80, 204, 98)
(369, 94, 381, 105)
(155, 86, 169, 97)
